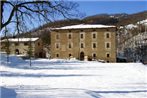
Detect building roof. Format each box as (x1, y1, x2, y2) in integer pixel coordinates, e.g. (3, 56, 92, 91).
(51, 24, 116, 30)
(1, 38, 39, 42)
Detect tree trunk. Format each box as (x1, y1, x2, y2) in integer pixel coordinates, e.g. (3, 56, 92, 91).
(1, 1, 4, 29)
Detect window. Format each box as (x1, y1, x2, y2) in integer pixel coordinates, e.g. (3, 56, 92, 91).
(69, 54, 72, 57)
(80, 32, 85, 40)
(92, 32, 97, 39)
(107, 53, 110, 58)
(69, 34, 71, 39)
(15, 43, 19, 46)
(56, 44, 59, 48)
(56, 33, 60, 39)
(105, 42, 111, 49)
(106, 43, 110, 48)
(38, 42, 40, 46)
(81, 43, 84, 48)
(69, 43, 71, 48)
(93, 53, 96, 58)
(68, 33, 72, 39)
(55, 43, 60, 49)
(92, 43, 97, 48)
(68, 42, 73, 49)
(93, 33, 96, 39)
(80, 33, 84, 39)
(24, 42, 28, 46)
(105, 32, 111, 39)
(106, 33, 110, 38)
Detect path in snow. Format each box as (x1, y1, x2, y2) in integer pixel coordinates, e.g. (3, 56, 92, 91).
(2, 85, 147, 98)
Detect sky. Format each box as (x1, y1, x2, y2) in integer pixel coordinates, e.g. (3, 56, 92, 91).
(0, 0, 147, 37)
(76, 0, 147, 16)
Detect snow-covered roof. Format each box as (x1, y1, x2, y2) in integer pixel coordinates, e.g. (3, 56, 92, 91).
(1, 38, 39, 42)
(52, 24, 116, 30)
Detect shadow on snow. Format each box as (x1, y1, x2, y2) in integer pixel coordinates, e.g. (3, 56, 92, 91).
(0, 87, 17, 98)
(86, 90, 147, 98)
(1, 71, 95, 77)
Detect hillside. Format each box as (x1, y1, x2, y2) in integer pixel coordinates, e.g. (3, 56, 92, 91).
(16, 11, 146, 45)
(117, 11, 147, 26)
(23, 11, 146, 32)
(117, 19, 147, 62)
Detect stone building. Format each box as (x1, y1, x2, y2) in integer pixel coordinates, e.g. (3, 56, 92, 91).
(0, 38, 44, 58)
(50, 24, 116, 62)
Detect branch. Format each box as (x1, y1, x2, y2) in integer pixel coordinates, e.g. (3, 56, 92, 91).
(17, 1, 51, 7)
(21, 5, 48, 13)
(4, 1, 14, 7)
(2, 5, 17, 29)
(1, 1, 51, 29)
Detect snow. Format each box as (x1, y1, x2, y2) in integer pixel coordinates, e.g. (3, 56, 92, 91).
(0, 53, 147, 98)
(1, 38, 39, 42)
(52, 24, 116, 30)
(110, 15, 115, 18)
(125, 24, 138, 29)
(0, 87, 17, 98)
(137, 19, 147, 25)
(1, 53, 26, 67)
(121, 19, 147, 30)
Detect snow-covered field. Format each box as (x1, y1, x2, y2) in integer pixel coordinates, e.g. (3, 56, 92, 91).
(0, 53, 147, 98)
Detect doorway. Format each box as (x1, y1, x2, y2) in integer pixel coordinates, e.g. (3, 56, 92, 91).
(80, 52, 84, 60)
(39, 52, 43, 58)
(15, 49, 19, 55)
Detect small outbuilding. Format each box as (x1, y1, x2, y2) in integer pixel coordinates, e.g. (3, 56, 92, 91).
(0, 37, 44, 58)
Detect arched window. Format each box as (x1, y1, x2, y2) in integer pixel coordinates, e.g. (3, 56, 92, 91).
(69, 54, 72, 57)
(68, 34, 72, 39)
(106, 33, 110, 38)
(93, 43, 97, 48)
(93, 53, 96, 58)
(15, 49, 19, 54)
(81, 43, 84, 48)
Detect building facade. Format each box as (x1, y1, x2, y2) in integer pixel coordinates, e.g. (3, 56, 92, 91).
(0, 38, 44, 58)
(50, 24, 116, 62)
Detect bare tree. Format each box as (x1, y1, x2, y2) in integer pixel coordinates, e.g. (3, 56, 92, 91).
(1, 0, 81, 34)
(3, 27, 11, 63)
(0, 0, 81, 66)
(28, 33, 33, 67)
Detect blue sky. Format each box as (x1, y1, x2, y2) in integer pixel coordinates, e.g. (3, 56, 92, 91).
(76, 0, 147, 16)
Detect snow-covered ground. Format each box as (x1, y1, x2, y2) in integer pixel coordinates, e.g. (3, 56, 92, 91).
(0, 53, 147, 98)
